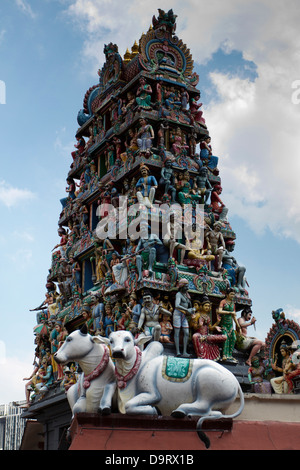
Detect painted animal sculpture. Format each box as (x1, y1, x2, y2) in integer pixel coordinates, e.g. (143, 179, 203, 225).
(99, 330, 245, 448)
(54, 324, 116, 418)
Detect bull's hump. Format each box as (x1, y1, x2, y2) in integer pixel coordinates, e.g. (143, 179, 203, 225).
(142, 341, 164, 362)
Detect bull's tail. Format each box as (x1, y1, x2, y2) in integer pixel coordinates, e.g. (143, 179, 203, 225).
(196, 382, 245, 449)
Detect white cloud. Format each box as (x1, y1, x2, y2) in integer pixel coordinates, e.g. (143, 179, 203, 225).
(285, 305, 300, 323)
(54, 128, 75, 157)
(15, 0, 36, 19)
(63, 0, 181, 74)
(63, 0, 300, 244)
(0, 180, 36, 208)
(203, 30, 300, 241)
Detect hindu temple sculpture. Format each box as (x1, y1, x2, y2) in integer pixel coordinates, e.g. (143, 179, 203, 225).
(27, 9, 300, 449)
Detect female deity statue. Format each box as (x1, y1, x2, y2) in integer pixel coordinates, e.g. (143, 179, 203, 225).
(177, 171, 199, 205)
(121, 128, 138, 162)
(170, 127, 188, 156)
(270, 342, 294, 394)
(191, 297, 226, 361)
(200, 136, 218, 171)
(216, 287, 241, 363)
(248, 356, 272, 393)
(189, 94, 206, 127)
(210, 184, 228, 221)
(100, 302, 115, 337)
(136, 118, 155, 157)
(136, 77, 152, 110)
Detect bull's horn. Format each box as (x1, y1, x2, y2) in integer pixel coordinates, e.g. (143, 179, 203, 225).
(80, 323, 88, 335)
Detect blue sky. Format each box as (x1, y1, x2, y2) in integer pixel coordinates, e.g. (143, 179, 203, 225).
(1, 0, 300, 404)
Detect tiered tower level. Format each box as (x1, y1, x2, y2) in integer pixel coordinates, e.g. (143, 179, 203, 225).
(32, 9, 253, 383)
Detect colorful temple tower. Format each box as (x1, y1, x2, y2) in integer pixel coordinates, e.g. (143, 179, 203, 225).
(44, 8, 251, 348)
(22, 9, 300, 451)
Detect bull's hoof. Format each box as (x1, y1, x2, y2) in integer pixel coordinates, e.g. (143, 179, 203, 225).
(99, 407, 111, 416)
(171, 409, 186, 419)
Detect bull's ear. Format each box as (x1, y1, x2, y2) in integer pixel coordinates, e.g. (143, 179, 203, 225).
(134, 333, 152, 347)
(93, 335, 110, 346)
(80, 323, 88, 335)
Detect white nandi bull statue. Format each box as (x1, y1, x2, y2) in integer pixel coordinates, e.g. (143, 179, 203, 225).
(54, 324, 116, 418)
(98, 330, 245, 448)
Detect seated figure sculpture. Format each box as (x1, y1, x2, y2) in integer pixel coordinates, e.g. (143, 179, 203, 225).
(222, 239, 247, 293)
(270, 342, 294, 394)
(235, 306, 265, 366)
(136, 118, 154, 156)
(136, 164, 158, 208)
(191, 296, 226, 361)
(138, 290, 172, 342)
(135, 224, 163, 281)
(248, 356, 272, 393)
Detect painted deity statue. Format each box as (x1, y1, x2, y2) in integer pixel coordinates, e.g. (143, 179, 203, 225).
(159, 158, 177, 203)
(222, 239, 246, 292)
(235, 306, 265, 366)
(159, 311, 174, 344)
(138, 290, 171, 342)
(248, 356, 272, 393)
(191, 297, 226, 361)
(285, 347, 300, 393)
(173, 279, 195, 357)
(136, 118, 155, 157)
(200, 136, 218, 170)
(270, 343, 294, 394)
(190, 94, 206, 127)
(136, 77, 152, 110)
(216, 288, 241, 363)
(205, 221, 226, 271)
(163, 211, 187, 264)
(136, 164, 158, 208)
(210, 184, 228, 220)
(193, 166, 213, 204)
(135, 224, 163, 280)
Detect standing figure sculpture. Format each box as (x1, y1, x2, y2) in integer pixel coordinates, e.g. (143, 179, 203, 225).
(163, 211, 186, 264)
(173, 279, 195, 357)
(205, 221, 226, 271)
(216, 287, 241, 363)
(159, 158, 177, 203)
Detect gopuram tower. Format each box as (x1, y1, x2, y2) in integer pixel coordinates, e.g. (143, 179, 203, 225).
(23, 9, 256, 450)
